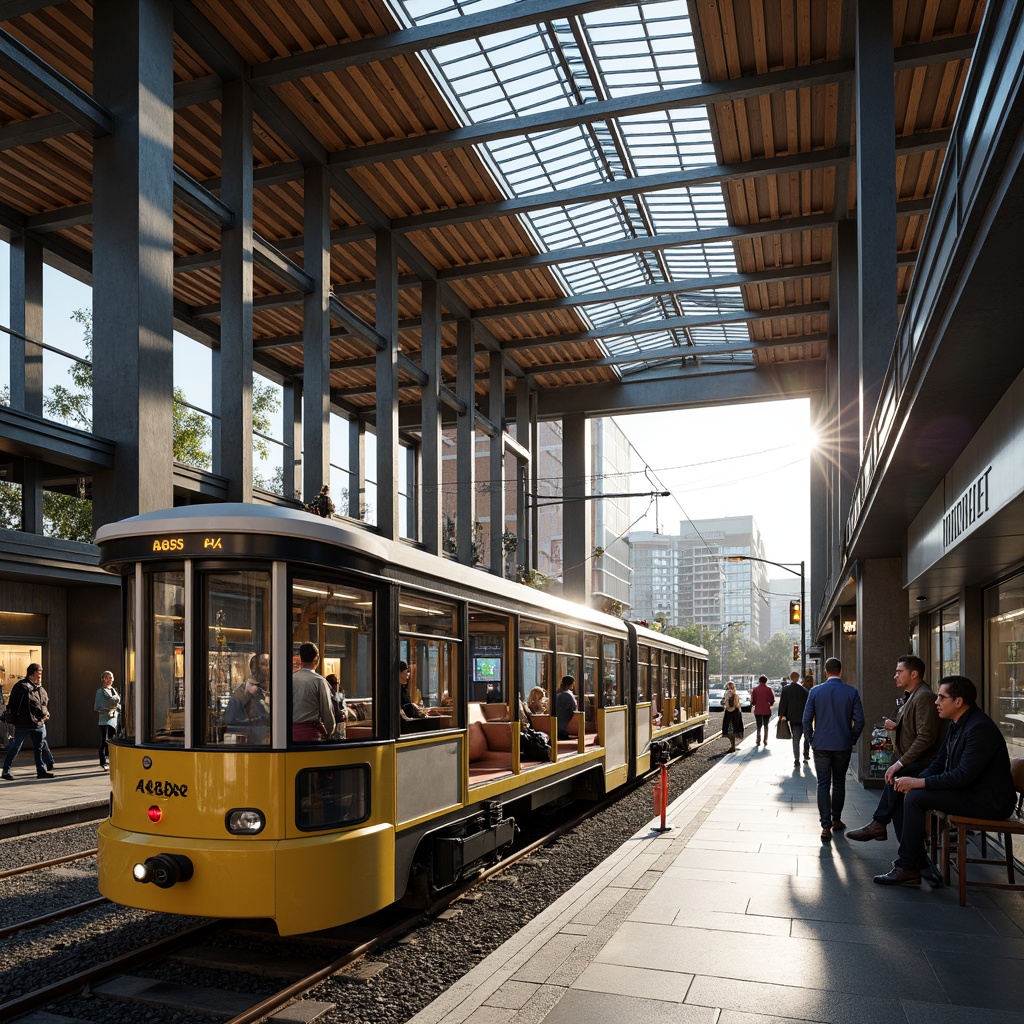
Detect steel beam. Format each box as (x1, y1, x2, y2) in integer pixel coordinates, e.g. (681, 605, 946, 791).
(0, 26, 113, 135)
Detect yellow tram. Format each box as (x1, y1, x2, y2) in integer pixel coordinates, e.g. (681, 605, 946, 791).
(95, 504, 706, 934)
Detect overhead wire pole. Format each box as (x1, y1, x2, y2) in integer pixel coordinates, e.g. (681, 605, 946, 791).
(725, 555, 806, 678)
(715, 621, 743, 683)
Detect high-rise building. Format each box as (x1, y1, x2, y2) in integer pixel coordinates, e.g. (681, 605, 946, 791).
(629, 516, 769, 641)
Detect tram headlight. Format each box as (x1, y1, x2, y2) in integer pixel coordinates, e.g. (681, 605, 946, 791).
(132, 853, 194, 888)
(226, 808, 266, 835)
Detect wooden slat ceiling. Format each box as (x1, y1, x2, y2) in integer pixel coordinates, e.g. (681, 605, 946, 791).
(0, 0, 986, 418)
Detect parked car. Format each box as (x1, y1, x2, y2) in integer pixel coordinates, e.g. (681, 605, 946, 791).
(708, 687, 726, 711)
(736, 688, 753, 711)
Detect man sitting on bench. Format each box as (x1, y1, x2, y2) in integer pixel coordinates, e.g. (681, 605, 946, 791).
(874, 675, 1016, 887)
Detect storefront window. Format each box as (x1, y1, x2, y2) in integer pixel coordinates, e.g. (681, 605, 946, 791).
(931, 603, 960, 680)
(203, 571, 271, 747)
(988, 575, 1024, 758)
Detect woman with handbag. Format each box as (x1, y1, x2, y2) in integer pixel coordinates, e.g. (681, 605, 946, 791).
(722, 681, 744, 752)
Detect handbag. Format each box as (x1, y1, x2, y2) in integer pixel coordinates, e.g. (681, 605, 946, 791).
(776, 718, 792, 740)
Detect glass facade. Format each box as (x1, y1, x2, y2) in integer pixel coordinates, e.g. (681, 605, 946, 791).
(931, 603, 961, 681)
(988, 573, 1024, 758)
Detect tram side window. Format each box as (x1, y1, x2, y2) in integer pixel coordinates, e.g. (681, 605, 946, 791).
(203, 571, 272, 747)
(521, 618, 553, 719)
(556, 627, 581, 714)
(589, 626, 602, 708)
(148, 571, 185, 746)
(603, 639, 622, 707)
(399, 591, 459, 733)
(292, 578, 376, 740)
(124, 573, 136, 739)
(637, 646, 650, 703)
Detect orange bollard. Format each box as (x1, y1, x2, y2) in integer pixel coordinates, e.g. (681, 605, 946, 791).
(652, 763, 671, 832)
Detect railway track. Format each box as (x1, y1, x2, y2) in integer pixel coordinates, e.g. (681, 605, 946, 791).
(0, 741, 727, 1024)
(0, 847, 98, 881)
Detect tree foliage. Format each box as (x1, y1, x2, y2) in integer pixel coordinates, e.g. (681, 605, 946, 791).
(666, 621, 798, 681)
(5, 310, 284, 540)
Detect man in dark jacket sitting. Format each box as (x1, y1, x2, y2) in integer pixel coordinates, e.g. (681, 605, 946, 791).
(874, 675, 1016, 887)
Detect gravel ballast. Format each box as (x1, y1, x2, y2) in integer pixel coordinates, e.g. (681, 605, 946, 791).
(0, 722, 750, 1023)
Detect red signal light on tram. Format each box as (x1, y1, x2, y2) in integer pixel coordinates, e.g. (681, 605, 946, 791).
(148, 806, 163, 823)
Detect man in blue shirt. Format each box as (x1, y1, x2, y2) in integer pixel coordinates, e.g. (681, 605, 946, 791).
(803, 657, 865, 840)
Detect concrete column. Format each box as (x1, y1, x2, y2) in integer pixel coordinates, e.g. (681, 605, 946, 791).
(516, 377, 532, 572)
(302, 165, 331, 504)
(836, 218, 860, 528)
(562, 413, 591, 603)
(375, 230, 399, 541)
(282, 380, 301, 500)
(420, 279, 442, 554)
(9, 234, 43, 416)
(348, 419, 363, 520)
(455, 319, 475, 565)
(855, 0, 897, 449)
(856, 556, 905, 783)
(809, 389, 829, 637)
(959, 586, 984, 694)
(218, 78, 254, 500)
(488, 352, 505, 575)
(92, 0, 175, 524)
(9, 235, 44, 532)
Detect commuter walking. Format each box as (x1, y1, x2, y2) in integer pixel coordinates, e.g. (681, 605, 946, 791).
(778, 671, 809, 766)
(722, 681, 744, 752)
(94, 670, 121, 770)
(802, 657, 864, 840)
(0, 680, 9, 749)
(1, 664, 53, 780)
(751, 674, 775, 746)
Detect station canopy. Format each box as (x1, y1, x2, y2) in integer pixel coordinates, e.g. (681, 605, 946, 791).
(0, 0, 983, 418)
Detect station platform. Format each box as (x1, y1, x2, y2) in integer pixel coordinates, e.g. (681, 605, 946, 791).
(412, 730, 1024, 1024)
(0, 747, 110, 839)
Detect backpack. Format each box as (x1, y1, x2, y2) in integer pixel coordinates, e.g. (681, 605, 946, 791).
(520, 726, 551, 761)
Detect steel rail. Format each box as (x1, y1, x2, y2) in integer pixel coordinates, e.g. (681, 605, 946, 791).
(0, 896, 107, 940)
(0, 919, 221, 1020)
(0, 847, 98, 880)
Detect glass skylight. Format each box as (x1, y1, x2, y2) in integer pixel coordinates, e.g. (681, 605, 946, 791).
(385, 0, 746, 376)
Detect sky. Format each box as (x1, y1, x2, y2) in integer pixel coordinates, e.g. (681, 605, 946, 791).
(613, 398, 813, 581)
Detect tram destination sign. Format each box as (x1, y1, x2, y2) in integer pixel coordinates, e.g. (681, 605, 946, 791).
(98, 529, 385, 575)
(102, 532, 287, 562)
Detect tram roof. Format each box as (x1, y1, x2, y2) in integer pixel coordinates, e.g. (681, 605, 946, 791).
(0, 1, 982, 419)
(96, 502, 706, 654)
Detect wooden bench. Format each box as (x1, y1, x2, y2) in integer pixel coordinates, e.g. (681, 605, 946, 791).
(932, 756, 1024, 906)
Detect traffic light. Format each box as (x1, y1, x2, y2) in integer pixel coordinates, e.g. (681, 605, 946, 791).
(789, 599, 801, 624)
(792, 643, 800, 661)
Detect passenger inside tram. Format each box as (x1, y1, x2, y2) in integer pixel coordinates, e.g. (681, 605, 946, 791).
(223, 652, 270, 744)
(527, 686, 547, 714)
(291, 641, 335, 742)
